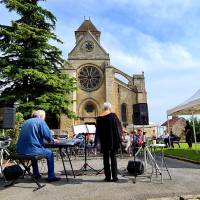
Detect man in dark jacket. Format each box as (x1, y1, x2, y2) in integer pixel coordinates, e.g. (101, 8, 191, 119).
(185, 121, 193, 149)
(95, 102, 122, 182)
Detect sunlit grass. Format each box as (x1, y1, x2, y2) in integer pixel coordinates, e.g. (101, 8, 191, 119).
(164, 143, 200, 162)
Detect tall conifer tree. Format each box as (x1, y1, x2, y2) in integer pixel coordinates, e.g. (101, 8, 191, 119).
(0, 0, 76, 122)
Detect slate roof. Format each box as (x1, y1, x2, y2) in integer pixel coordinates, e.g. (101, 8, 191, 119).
(161, 116, 180, 126)
(76, 19, 100, 32)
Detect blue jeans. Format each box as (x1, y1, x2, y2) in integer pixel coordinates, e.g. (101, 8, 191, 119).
(32, 148, 55, 179)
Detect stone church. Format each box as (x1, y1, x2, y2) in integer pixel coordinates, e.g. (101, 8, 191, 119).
(60, 19, 147, 133)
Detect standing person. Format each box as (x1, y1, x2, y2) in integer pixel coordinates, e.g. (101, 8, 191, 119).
(131, 130, 138, 155)
(16, 110, 61, 182)
(131, 129, 144, 156)
(137, 129, 144, 147)
(95, 102, 122, 182)
(185, 121, 193, 149)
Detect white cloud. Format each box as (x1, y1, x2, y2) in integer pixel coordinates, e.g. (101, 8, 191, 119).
(102, 22, 200, 74)
(99, 21, 200, 124)
(110, 51, 145, 74)
(104, 0, 193, 20)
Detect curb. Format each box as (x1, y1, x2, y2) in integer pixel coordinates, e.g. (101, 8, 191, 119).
(164, 155, 200, 164)
(147, 194, 200, 200)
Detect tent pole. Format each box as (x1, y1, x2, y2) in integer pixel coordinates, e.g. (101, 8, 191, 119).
(191, 113, 198, 154)
(167, 115, 171, 148)
(156, 125, 159, 138)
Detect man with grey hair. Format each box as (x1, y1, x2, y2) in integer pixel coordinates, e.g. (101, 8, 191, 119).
(31, 110, 46, 120)
(103, 102, 112, 110)
(95, 102, 122, 182)
(16, 110, 60, 182)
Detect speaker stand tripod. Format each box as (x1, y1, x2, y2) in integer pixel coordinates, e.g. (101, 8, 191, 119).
(134, 144, 171, 183)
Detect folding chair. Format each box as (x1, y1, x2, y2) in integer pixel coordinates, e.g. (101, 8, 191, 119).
(7, 154, 46, 191)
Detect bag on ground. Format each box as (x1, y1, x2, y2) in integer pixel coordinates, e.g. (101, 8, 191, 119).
(3, 165, 24, 181)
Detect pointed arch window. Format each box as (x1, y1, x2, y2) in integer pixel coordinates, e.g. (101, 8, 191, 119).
(121, 103, 127, 123)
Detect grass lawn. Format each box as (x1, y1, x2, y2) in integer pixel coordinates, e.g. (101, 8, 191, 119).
(163, 143, 200, 162)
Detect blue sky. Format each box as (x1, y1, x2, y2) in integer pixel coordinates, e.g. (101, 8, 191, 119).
(1, 0, 200, 124)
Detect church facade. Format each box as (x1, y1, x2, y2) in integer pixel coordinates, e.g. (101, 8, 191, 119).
(60, 19, 147, 133)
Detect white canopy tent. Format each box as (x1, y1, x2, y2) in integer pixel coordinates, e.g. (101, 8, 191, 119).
(167, 89, 200, 150)
(167, 89, 200, 116)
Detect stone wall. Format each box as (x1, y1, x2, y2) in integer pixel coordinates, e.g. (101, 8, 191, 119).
(172, 118, 186, 140)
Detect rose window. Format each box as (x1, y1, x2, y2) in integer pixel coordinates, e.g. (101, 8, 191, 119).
(78, 66, 103, 91)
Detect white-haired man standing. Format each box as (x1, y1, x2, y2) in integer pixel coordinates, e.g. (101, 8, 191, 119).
(16, 110, 60, 182)
(95, 102, 122, 182)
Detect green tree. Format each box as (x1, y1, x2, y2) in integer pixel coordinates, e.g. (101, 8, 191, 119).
(0, 0, 76, 123)
(188, 118, 200, 142)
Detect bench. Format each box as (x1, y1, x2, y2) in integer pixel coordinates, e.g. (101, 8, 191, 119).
(158, 136, 181, 148)
(171, 137, 181, 148)
(7, 154, 46, 191)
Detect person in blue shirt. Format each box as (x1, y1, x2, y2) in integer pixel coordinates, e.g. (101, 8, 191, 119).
(16, 110, 60, 182)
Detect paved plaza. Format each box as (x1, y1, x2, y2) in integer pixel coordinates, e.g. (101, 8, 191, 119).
(0, 155, 200, 200)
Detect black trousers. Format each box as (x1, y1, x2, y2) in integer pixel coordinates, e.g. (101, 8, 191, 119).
(187, 140, 192, 148)
(102, 150, 118, 180)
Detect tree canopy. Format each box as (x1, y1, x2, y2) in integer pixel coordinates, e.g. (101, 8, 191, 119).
(0, 0, 76, 122)
(188, 118, 200, 142)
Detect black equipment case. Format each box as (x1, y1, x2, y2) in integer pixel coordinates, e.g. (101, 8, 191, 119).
(127, 160, 144, 175)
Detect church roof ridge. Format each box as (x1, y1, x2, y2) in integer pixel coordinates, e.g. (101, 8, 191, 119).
(76, 19, 100, 32)
(87, 30, 109, 55)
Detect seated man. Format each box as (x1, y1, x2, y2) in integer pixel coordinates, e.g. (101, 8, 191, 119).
(16, 110, 60, 182)
(121, 130, 129, 153)
(163, 130, 170, 147)
(169, 131, 179, 148)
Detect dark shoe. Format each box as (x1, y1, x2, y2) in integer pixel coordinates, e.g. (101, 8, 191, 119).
(112, 177, 118, 182)
(104, 178, 111, 182)
(47, 177, 61, 182)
